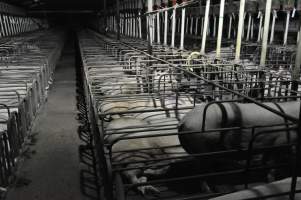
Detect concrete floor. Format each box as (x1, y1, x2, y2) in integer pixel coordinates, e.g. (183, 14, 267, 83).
(6, 41, 87, 200)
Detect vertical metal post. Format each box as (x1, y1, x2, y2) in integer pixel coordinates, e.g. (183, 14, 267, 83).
(180, 7, 186, 50)
(116, 0, 120, 40)
(235, 0, 246, 62)
(195, 17, 199, 35)
(228, 14, 233, 39)
(260, 0, 272, 67)
(269, 10, 277, 44)
(213, 15, 217, 37)
(283, 10, 290, 45)
(157, 12, 161, 43)
(246, 13, 252, 41)
(201, 0, 210, 54)
(164, 4, 168, 45)
(216, 0, 225, 59)
(148, 0, 154, 45)
(0, 15, 4, 37)
(257, 11, 263, 42)
(171, 0, 177, 48)
(190, 16, 194, 34)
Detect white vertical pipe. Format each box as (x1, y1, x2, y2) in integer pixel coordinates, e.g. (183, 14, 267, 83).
(164, 9, 168, 45)
(228, 14, 233, 39)
(213, 15, 217, 37)
(0, 15, 3, 37)
(260, 0, 272, 67)
(246, 13, 252, 41)
(269, 10, 277, 44)
(148, 0, 154, 45)
(139, 11, 142, 38)
(251, 16, 254, 39)
(185, 16, 189, 34)
(283, 11, 290, 45)
(195, 17, 199, 35)
(201, 17, 204, 36)
(235, 0, 246, 62)
(180, 8, 186, 50)
(171, 8, 176, 48)
(190, 17, 194, 34)
(157, 12, 161, 43)
(201, 0, 210, 54)
(216, 0, 226, 59)
(257, 11, 263, 42)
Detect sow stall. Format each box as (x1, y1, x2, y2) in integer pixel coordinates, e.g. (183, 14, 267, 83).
(78, 29, 301, 200)
(0, 30, 64, 187)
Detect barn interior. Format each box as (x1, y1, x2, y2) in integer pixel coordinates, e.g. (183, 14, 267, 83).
(0, 0, 301, 200)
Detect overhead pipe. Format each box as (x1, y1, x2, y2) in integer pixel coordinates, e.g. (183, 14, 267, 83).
(259, 0, 272, 67)
(201, 0, 210, 54)
(216, 0, 226, 59)
(235, 0, 246, 62)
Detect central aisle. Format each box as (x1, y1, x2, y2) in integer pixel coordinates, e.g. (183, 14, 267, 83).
(6, 38, 88, 200)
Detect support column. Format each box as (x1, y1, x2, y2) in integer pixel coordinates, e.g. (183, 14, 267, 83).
(260, 0, 272, 67)
(148, 0, 154, 45)
(216, 0, 225, 59)
(235, 0, 246, 62)
(180, 6, 186, 50)
(116, 0, 120, 40)
(171, 0, 177, 48)
(269, 10, 277, 44)
(283, 10, 291, 45)
(246, 13, 252, 41)
(163, 2, 168, 45)
(201, 0, 210, 54)
(257, 11, 263, 42)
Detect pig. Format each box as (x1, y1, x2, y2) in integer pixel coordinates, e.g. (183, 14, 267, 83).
(105, 117, 188, 195)
(178, 101, 299, 183)
(179, 101, 299, 154)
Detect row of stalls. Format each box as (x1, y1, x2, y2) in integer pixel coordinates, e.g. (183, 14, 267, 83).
(80, 0, 301, 199)
(77, 22, 301, 200)
(0, 3, 64, 190)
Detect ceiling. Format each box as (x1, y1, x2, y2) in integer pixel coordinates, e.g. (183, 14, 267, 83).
(2, 0, 105, 11)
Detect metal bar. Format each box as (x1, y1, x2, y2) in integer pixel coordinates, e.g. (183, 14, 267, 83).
(116, 0, 120, 40)
(216, 0, 226, 59)
(235, 0, 246, 62)
(260, 0, 272, 67)
(201, 0, 210, 54)
(180, 7, 186, 50)
(171, 6, 176, 48)
(283, 11, 291, 46)
(164, 8, 168, 45)
(270, 10, 277, 44)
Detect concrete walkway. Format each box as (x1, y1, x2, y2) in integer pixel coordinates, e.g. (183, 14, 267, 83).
(6, 41, 87, 200)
